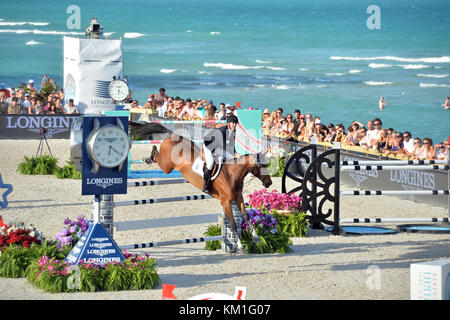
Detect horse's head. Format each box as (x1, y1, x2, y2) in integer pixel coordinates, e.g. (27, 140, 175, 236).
(249, 153, 272, 188)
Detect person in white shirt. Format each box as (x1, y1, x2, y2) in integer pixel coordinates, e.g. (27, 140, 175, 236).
(64, 99, 79, 114)
(402, 131, 414, 156)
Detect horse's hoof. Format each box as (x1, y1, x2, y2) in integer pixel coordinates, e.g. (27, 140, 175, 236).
(143, 157, 152, 165)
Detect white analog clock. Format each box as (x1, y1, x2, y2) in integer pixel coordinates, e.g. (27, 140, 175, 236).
(86, 118, 131, 173)
(108, 79, 131, 102)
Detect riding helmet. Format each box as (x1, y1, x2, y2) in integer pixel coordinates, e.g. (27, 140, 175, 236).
(227, 115, 239, 124)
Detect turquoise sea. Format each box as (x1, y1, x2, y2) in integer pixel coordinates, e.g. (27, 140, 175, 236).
(0, 0, 449, 143)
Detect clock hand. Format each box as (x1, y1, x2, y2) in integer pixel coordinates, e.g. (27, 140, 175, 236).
(110, 146, 121, 155)
(108, 145, 112, 156)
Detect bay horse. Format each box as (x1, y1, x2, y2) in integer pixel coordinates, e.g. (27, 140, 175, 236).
(144, 132, 272, 251)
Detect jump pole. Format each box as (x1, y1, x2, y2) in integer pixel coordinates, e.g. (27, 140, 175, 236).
(340, 217, 449, 224)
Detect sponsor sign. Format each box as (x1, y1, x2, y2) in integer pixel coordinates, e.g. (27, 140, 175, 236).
(235, 110, 262, 155)
(81, 116, 128, 195)
(65, 222, 125, 266)
(0, 115, 81, 139)
(63, 36, 123, 115)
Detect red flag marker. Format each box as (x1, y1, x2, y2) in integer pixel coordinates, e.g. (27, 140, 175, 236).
(162, 284, 177, 300)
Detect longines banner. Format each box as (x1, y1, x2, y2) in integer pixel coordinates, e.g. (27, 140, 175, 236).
(0, 114, 81, 139)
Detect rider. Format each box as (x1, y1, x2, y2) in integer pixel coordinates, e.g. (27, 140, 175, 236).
(202, 115, 240, 193)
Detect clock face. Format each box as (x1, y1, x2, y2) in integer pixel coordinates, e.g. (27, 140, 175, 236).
(91, 125, 129, 168)
(108, 80, 129, 102)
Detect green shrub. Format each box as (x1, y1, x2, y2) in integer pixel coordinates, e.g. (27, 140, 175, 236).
(0, 241, 70, 278)
(54, 161, 82, 179)
(204, 224, 222, 251)
(18, 155, 58, 175)
(272, 211, 309, 237)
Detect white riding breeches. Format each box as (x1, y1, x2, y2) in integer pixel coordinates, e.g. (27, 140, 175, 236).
(202, 144, 214, 170)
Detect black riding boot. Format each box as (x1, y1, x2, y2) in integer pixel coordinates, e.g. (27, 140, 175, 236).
(202, 168, 213, 193)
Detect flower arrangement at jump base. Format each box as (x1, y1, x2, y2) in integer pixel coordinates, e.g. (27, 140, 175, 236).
(247, 189, 309, 238)
(55, 215, 90, 249)
(0, 222, 43, 250)
(204, 190, 309, 254)
(26, 250, 159, 293)
(0, 215, 160, 293)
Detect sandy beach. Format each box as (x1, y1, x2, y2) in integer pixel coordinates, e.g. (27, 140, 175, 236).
(0, 139, 448, 300)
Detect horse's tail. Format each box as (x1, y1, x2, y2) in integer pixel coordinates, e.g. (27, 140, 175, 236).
(129, 121, 172, 137)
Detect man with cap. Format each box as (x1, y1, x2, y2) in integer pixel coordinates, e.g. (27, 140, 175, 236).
(8, 97, 23, 114)
(201, 115, 240, 193)
(27, 79, 37, 92)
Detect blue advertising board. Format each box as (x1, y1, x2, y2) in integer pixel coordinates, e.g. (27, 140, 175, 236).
(81, 116, 129, 195)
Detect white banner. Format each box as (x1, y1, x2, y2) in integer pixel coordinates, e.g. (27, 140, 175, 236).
(63, 36, 123, 114)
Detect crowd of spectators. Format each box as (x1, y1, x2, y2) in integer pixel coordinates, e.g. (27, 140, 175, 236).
(0, 76, 79, 115)
(137, 88, 241, 122)
(261, 108, 449, 161)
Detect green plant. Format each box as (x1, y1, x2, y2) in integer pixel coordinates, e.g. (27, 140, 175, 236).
(268, 155, 286, 177)
(54, 161, 82, 179)
(241, 228, 292, 254)
(18, 155, 58, 175)
(0, 241, 70, 278)
(272, 211, 309, 237)
(204, 224, 222, 251)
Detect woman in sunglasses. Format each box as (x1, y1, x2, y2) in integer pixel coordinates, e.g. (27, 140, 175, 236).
(414, 137, 436, 160)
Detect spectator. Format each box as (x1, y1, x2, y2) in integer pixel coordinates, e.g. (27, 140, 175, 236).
(155, 88, 168, 105)
(369, 118, 383, 148)
(415, 137, 435, 160)
(411, 138, 423, 159)
(0, 83, 10, 97)
(178, 98, 195, 120)
(0, 91, 9, 114)
(215, 103, 226, 121)
(6, 88, 15, 104)
(379, 96, 387, 111)
(294, 114, 307, 139)
(64, 99, 79, 114)
(324, 125, 337, 143)
(376, 129, 389, 153)
(27, 79, 37, 92)
(7, 97, 23, 114)
(284, 114, 295, 138)
(385, 132, 406, 156)
(435, 141, 449, 161)
(402, 131, 414, 156)
(40, 74, 48, 89)
(43, 101, 52, 114)
(28, 97, 39, 114)
(54, 98, 64, 114)
(442, 97, 450, 110)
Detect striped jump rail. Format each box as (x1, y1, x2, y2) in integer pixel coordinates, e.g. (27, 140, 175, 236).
(340, 160, 448, 166)
(132, 139, 203, 145)
(144, 120, 226, 125)
(340, 217, 449, 224)
(119, 236, 223, 250)
(127, 178, 188, 188)
(114, 194, 213, 207)
(340, 165, 449, 171)
(115, 213, 221, 231)
(341, 190, 450, 196)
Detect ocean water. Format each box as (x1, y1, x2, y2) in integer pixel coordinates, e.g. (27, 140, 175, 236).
(0, 0, 449, 143)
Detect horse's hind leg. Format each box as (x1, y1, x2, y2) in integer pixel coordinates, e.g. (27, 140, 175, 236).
(144, 146, 159, 164)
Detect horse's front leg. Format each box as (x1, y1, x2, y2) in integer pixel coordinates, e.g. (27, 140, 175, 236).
(236, 193, 260, 243)
(220, 197, 244, 252)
